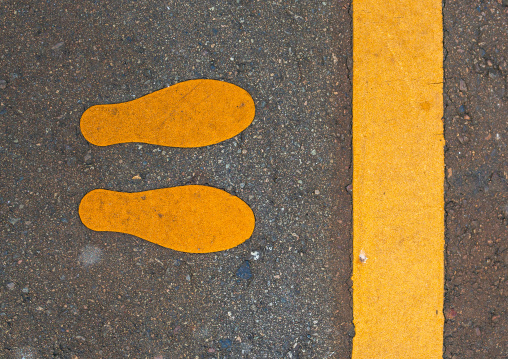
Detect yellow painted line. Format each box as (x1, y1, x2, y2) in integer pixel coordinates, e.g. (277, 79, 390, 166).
(80, 79, 255, 147)
(79, 186, 255, 253)
(352, 0, 444, 357)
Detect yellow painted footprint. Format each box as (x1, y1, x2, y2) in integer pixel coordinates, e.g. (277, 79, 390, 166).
(79, 79, 255, 252)
(80, 79, 255, 147)
(79, 186, 255, 253)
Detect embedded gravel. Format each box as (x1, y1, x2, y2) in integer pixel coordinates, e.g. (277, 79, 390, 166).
(443, 0, 508, 357)
(0, 1, 352, 358)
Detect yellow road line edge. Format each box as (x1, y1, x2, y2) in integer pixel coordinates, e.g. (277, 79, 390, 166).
(352, 0, 444, 357)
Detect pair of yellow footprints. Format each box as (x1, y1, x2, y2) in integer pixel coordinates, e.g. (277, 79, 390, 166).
(79, 80, 256, 253)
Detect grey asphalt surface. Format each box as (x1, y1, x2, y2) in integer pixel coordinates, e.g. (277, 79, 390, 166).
(443, 0, 507, 358)
(0, 1, 352, 358)
(2, 0, 507, 359)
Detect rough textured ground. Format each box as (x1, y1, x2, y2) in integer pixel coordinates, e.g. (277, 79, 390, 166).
(443, 0, 507, 357)
(5, 1, 507, 358)
(0, 1, 352, 358)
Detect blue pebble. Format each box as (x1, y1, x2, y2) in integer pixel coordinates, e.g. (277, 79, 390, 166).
(219, 338, 232, 349)
(236, 260, 252, 280)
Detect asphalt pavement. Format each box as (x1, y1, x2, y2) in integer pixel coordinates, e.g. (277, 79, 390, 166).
(443, 1, 507, 358)
(1, 0, 507, 358)
(1, 1, 352, 358)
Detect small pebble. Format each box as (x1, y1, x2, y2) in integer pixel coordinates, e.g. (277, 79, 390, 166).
(236, 260, 252, 280)
(8, 218, 20, 225)
(459, 79, 467, 92)
(51, 41, 64, 50)
(6, 282, 15, 290)
(0, 80, 6, 89)
(445, 308, 457, 320)
(219, 338, 232, 349)
(457, 135, 469, 144)
(84, 152, 92, 164)
(359, 249, 367, 263)
(488, 69, 498, 79)
(347, 325, 356, 337)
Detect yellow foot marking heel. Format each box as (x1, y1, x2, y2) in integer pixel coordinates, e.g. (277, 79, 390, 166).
(79, 186, 255, 253)
(80, 79, 255, 147)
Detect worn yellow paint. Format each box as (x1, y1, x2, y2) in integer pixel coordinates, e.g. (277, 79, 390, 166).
(352, 0, 444, 357)
(79, 186, 255, 253)
(80, 79, 255, 147)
